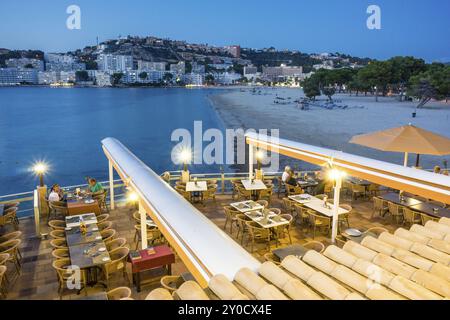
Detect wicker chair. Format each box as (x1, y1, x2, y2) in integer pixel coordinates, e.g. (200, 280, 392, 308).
(223, 206, 239, 234)
(49, 230, 66, 240)
(101, 247, 130, 288)
(0, 207, 19, 230)
(105, 238, 127, 252)
(235, 214, 251, 245)
(0, 265, 8, 299)
(206, 180, 218, 187)
(256, 200, 269, 209)
(0, 253, 9, 266)
(0, 231, 22, 244)
(294, 204, 309, 226)
(246, 221, 272, 253)
(303, 240, 325, 253)
(237, 186, 252, 201)
(133, 225, 163, 250)
(48, 220, 66, 230)
(402, 208, 421, 226)
(160, 275, 185, 292)
(0, 240, 22, 273)
(107, 287, 132, 300)
(231, 180, 242, 200)
(420, 213, 439, 225)
(307, 210, 331, 239)
(266, 208, 281, 216)
(263, 252, 280, 265)
(92, 189, 109, 213)
(372, 197, 388, 218)
(50, 238, 68, 250)
(98, 221, 113, 232)
(202, 184, 217, 203)
(324, 183, 334, 197)
(282, 197, 296, 216)
(338, 204, 352, 231)
(258, 186, 273, 204)
(351, 184, 366, 200)
(97, 214, 110, 224)
(3, 202, 19, 210)
(275, 214, 293, 245)
(47, 202, 68, 221)
(101, 229, 117, 243)
(286, 184, 303, 196)
(53, 258, 87, 299)
(387, 202, 404, 224)
(51, 248, 70, 260)
(368, 183, 381, 196)
(175, 185, 191, 202)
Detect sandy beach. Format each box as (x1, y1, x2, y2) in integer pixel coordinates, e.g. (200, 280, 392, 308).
(208, 87, 450, 171)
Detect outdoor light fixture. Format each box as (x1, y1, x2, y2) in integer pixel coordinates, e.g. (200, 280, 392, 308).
(127, 191, 139, 203)
(328, 168, 346, 181)
(32, 162, 48, 187)
(180, 148, 192, 171)
(256, 150, 264, 170)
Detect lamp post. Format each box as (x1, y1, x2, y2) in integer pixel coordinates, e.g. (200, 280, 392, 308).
(328, 168, 346, 244)
(255, 150, 264, 180)
(33, 162, 48, 187)
(180, 148, 192, 183)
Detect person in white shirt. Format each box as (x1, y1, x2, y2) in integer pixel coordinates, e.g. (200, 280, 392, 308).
(48, 184, 64, 202)
(282, 166, 291, 183)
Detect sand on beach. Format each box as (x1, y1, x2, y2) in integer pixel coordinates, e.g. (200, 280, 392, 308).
(208, 87, 450, 171)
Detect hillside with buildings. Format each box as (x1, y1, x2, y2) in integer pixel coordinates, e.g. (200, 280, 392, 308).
(0, 35, 371, 87)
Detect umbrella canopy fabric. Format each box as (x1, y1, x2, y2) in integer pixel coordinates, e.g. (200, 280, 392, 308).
(349, 124, 450, 156)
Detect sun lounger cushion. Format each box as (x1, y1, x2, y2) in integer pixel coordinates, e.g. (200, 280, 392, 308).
(209, 274, 249, 300)
(145, 288, 174, 300)
(281, 255, 315, 281)
(323, 245, 357, 268)
(177, 281, 210, 300)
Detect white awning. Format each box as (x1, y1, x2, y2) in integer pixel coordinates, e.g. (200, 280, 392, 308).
(102, 137, 260, 287)
(245, 132, 450, 204)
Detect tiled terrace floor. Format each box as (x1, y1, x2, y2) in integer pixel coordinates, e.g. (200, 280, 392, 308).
(2, 191, 397, 300)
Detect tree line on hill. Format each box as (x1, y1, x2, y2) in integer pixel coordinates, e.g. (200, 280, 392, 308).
(302, 56, 450, 108)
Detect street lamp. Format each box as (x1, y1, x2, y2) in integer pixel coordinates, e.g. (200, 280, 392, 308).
(255, 150, 264, 170)
(32, 162, 48, 187)
(327, 168, 346, 244)
(180, 148, 192, 172)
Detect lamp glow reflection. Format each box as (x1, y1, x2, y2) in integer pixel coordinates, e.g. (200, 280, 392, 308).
(32, 162, 48, 187)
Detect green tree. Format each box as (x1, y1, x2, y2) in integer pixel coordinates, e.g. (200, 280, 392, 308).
(407, 64, 450, 108)
(163, 72, 174, 84)
(302, 78, 320, 100)
(322, 86, 336, 101)
(75, 70, 89, 82)
(24, 63, 34, 69)
(205, 74, 215, 85)
(357, 61, 394, 101)
(388, 56, 426, 100)
(111, 72, 123, 86)
(139, 72, 148, 81)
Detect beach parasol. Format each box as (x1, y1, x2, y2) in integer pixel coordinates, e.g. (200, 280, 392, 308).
(349, 124, 450, 167)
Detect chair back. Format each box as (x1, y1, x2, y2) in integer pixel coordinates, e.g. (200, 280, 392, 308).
(104, 247, 130, 276)
(258, 186, 273, 199)
(107, 287, 132, 300)
(237, 186, 251, 199)
(52, 248, 70, 259)
(246, 221, 270, 238)
(388, 202, 403, 216)
(48, 220, 66, 230)
(106, 238, 127, 252)
(373, 197, 385, 210)
(303, 241, 325, 253)
(52, 258, 80, 283)
(0, 253, 10, 265)
(50, 239, 67, 250)
(101, 229, 117, 242)
(0, 239, 21, 255)
(421, 213, 438, 225)
(403, 208, 419, 224)
(49, 230, 65, 239)
(98, 221, 113, 231)
(0, 231, 22, 244)
(223, 206, 239, 220)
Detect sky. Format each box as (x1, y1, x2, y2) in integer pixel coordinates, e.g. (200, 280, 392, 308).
(0, 0, 449, 62)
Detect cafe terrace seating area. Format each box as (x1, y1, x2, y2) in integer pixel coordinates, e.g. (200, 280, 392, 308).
(1, 133, 449, 300)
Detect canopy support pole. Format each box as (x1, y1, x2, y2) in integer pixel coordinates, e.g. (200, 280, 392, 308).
(415, 154, 421, 168)
(108, 160, 115, 210)
(139, 200, 148, 250)
(403, 152, 408, 167)
(249, 144, 254, 179)
(331, 175, 342, 244)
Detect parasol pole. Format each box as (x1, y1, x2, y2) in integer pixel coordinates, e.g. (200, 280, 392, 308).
(403, 152, 408, 167)
(415, 154, 420, 168)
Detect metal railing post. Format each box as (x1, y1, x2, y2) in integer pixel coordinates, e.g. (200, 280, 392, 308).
(109, 160, 115, 210)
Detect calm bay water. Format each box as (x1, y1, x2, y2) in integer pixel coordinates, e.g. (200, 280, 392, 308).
(0, 87, 227, 196)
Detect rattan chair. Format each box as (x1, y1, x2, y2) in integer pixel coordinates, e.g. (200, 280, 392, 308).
(265, 208, 281, 216)
(160, 275, 185, 292)
(49, 230, 65, 240)
(235, 214, 251, 245)
(223, 206, 239, 234)
(107, 286, 132, 300)
(237, 186, 252, 201)
(203, 184, 217, 203)
(286, 184, 303, 196)
(420, 213, 439, 225)
(402, 208, 422, 226)
(0, 253, 9, 266)
(92, 189, 109, 213)
(282, 197, 296, 216)
(387, 202, 404, 224)
(256, 200, 269, 209)
(338, 204, 352, 231)
(133, 225, 163, 250)
(231, 180, 242, 200)
(294, 204, 309, 226)
(368, 183, 381, 196)
(101, 247, 130, 288)
(51, 248, 70, 260)
(48, 219, 66, 231)
(0, 239, 22, 273)
(98, 221, 113, 232)
(53, 258, 87, 299)
(0, 207, 18, 230)
(50, 238, 68, 250)
(372, 197, 388, 218)
(258, 186, 273, 204)
(104, 238, 126, 253)
(3, 202, 19, 210)
(307, 210, 331, 239)
(101, 229, 117, 243)
(263, 252, 280, 265)
(303, 240, 325, 253)
(0, 231, 22, 244)
(97, 213, 110, 224)
(245, 221, 272, 253)
(275, 214, 293, 245)
(0, 265, 7, 299)
(175, 185, 191, 202)
(351, 184, 366, 200)
(47, 202, 68, 221)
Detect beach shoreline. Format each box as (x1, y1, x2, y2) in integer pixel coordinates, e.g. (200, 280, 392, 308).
(207, 87, 450, 171)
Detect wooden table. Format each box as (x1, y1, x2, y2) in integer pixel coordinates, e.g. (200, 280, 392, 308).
(289, 194, 349, 217)
(346, 177, 371, 186)
(66, 224, 102, 247)
(73, 291, 108, 300)
(66, 213, 98, 228)
(379, 192, 423, 207)
(68, 241, 110, 270)
(128, 245, 175, 292)
(241, 179, 267, 200)
(244, 210, 289, 229)
(409, 202, 450, 219)
(272, 244, 309, 261)
(230, 200, 264, 213)
(67, 198, 101, 216)
(185, 181, 208, 192)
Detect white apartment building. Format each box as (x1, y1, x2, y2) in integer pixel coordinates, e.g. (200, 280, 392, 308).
(97, 54, 133, 72)
(182, 73, 205, 86)
(45, 53, 75, 64)
(0, 68, 39, 85)
(94, 71, 112, 87)
(137, 61, 166, 71)
(5, 58, 44, 71)
(211, 72, 241, 85)
(262, 64, 303, 81)
(170, 61, 186, 75)
(37, 71, 76, 84)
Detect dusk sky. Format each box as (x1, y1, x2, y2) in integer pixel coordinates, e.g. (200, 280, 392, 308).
(1, 0, 449, 62)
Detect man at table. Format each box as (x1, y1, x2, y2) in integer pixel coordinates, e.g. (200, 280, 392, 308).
(87, 178, 104, 194)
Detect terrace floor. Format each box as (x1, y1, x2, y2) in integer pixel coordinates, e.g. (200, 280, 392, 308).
(2, 191, 398, 300)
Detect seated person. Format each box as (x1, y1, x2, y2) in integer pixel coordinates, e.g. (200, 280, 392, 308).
(434, 166, 441, 174)
(48, 184, 64, 202)
(286, 169, 299, 187)
(87, 178, 104, 194)
(281, 166, 291, 184)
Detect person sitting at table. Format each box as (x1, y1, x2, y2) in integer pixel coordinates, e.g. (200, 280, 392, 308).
(48, 184, 64, 202)
(282, 166, 291, 184)
(87, 178, 104, 194)
(434, 166, 441, 174)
